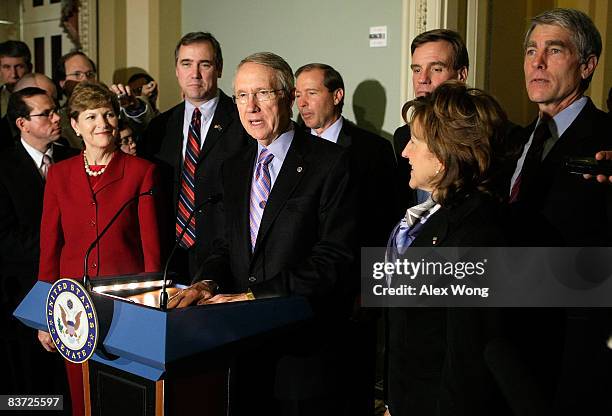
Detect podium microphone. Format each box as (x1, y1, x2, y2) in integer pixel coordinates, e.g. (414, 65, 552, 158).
(159, 193, 222, 310)
(82, 188, 155, 290)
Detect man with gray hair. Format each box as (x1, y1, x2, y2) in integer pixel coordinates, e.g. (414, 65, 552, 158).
(169, 52, 356, 415)
(503, 7, 612, 414)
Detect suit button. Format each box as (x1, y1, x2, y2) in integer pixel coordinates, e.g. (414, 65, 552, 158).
(90, 220, 96, 227)
(248, 276, 256, 283)
(91, 263, 97, 269)
(91, 201, 96, 206)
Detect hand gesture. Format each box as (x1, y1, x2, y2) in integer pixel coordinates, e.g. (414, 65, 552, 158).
(110, 83, 139, 109)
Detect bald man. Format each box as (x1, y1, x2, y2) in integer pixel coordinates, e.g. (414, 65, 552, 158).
(1, 73, 58, 149)
(15, 73, 58, 100)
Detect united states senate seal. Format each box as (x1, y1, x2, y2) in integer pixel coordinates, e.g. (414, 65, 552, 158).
(46, 278, 98, 363)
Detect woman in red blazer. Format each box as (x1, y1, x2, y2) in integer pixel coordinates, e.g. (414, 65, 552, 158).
(36, 83, 161, 416)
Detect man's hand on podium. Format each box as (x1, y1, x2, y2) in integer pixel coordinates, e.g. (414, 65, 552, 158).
(38, 330, 56, 352)
(167, 281, 217, 308)
(198, 293, 249, 305)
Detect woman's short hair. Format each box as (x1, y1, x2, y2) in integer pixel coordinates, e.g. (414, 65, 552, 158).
(68, 82, 120, 120)
(402, 80, 508, 206)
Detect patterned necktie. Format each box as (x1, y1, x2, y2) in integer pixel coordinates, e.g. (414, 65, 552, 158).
(40, 154, 52, 179)
(249, 148, 274, 251)
(509, 120, 551, 203)
(176, 107, 201, 248)
(385, 197, 436, 287)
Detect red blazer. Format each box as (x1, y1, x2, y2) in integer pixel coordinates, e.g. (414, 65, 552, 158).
(38, 150, 161, 282)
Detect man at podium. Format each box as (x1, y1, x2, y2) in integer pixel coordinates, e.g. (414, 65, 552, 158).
(168, 52, 357, 416)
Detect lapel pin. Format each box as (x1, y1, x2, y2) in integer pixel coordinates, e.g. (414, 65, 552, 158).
(213, 124, 222, 131)
(297, 167, 303, 173)
(432, 237, 438, 245)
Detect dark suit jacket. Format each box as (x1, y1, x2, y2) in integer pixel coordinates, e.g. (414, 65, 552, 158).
(386, 192, 508, 416)
(142, 91, 248, 275)
(199, 128, 357, 400)
(0, 115, 18, 151)
(503, 98, 612, 415)
(508, 98, 612, 245)
(336, 118, 399, 247)
(393, 124, 416, 209)
(0, 141, 77, 325)
(0, 141, 75, 399)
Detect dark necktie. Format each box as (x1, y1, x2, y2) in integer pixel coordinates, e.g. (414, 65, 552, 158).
(176, 108, 201, 248)
(509, 120, 551, 203)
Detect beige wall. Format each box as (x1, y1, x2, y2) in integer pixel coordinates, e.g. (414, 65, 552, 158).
(98, 0, 181, 112)
(94, 0, 609, 120)
(0, 0, 20, 44)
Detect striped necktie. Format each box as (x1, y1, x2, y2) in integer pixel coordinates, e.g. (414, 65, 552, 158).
(249, 148, 274, 251)
(176, 107, 201, 248)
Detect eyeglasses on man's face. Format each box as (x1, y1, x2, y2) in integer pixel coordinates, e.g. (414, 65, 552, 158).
(233, 89, 283, 105)
(28, 108, 59, 120)
(66, 71, 97, 81)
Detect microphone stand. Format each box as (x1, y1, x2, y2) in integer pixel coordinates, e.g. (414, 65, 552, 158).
(82, 189, 155, 291)
(159, 193, 222, 310)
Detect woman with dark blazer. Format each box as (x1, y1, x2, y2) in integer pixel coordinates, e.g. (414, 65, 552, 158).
(36, 82, 162, 416)
(385, 81, 510, 416)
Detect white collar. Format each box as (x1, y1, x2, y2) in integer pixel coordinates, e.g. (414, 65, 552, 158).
(311, 116, 343, 143)
(21, 138, 53, 168)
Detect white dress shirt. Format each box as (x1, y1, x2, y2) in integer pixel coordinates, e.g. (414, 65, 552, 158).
(311, 116, 343, 143)
(182, 94, 220, 158)
(21, 138, 53, 177)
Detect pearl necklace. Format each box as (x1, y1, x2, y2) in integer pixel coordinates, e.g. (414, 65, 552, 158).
(83, 151, 107, 177)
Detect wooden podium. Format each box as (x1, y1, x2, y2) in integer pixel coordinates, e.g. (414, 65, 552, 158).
(14, 276, 312, 415)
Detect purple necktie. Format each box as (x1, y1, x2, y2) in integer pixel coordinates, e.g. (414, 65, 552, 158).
(249, 148, 274, 251)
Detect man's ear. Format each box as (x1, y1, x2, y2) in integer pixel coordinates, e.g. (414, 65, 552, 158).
(457, 67, 468, 83)
(580, 54, 598, 81)
(15, 117, 28, 133)
(333, 88, 344, 106)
